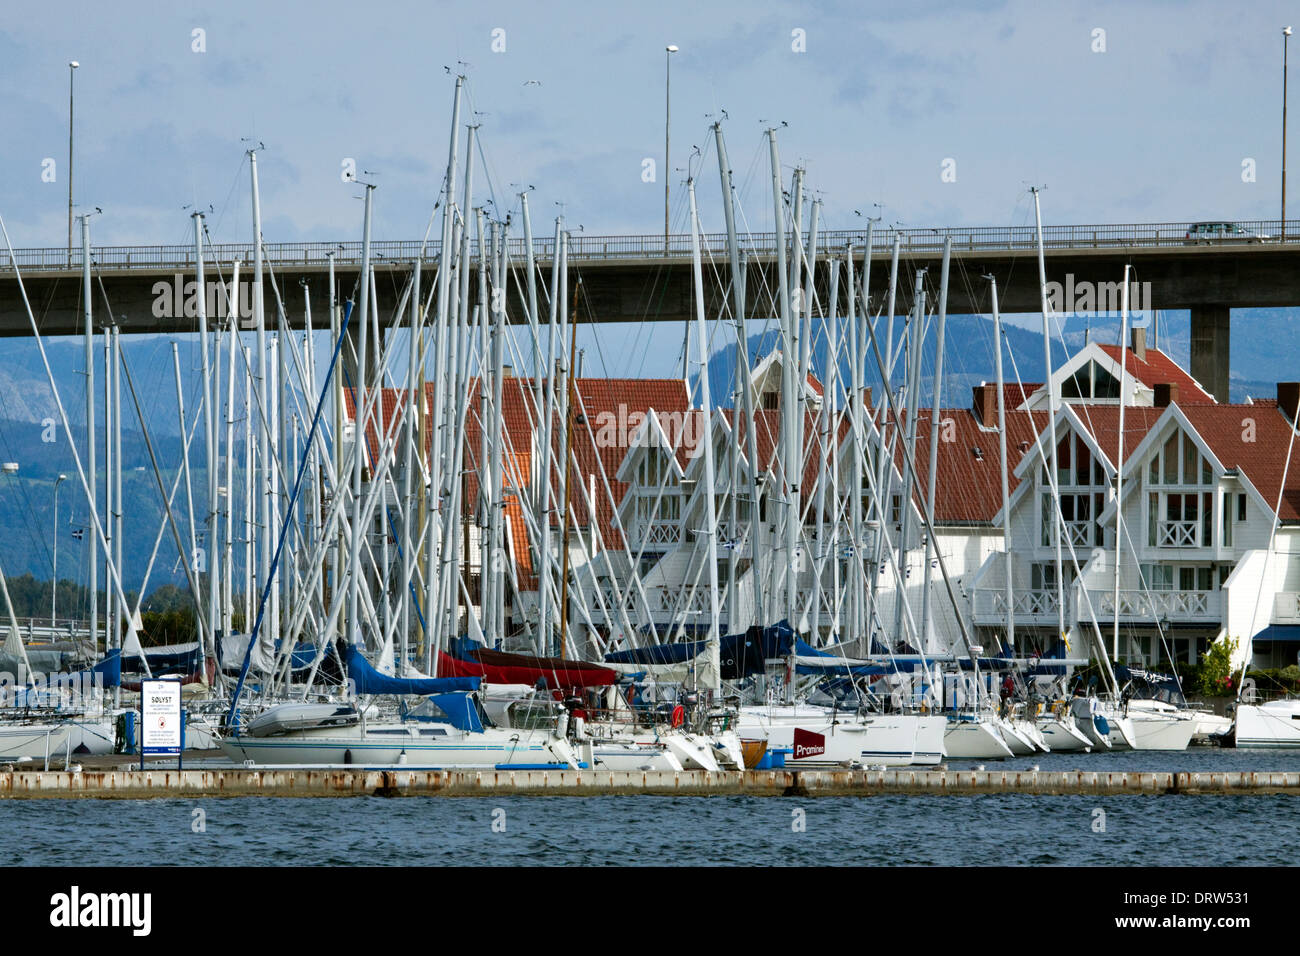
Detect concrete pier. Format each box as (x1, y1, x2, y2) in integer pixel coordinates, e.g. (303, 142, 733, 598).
(2, 767, 1298, 799)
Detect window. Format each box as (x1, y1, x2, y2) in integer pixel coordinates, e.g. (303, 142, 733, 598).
(1032, 561, 1075, 591)
(1238, 494, 1246, 522)
(1223, 491, 1234, 548)
(1150, 430, 1212, 488)
(1140, 563, 1173, 590)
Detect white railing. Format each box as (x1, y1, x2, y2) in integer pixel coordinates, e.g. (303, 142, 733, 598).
(5, 220, 1294, 273)
(1091, 589, 1222, 622)
(971, 588, 1064, 624)
(1273, 592, 1300, 624)
(626, 518, 681, 549)
(1158, 520, 1198, 547)
(1065, 521, 1092, 547)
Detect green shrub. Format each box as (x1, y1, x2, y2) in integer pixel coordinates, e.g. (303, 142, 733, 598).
(1196, 636, 1241, 697)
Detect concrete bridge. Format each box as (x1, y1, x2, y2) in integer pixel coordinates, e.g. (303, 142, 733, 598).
(4, 219, 1299, 401)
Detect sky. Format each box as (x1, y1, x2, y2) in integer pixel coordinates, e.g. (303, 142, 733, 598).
(1, 0, 1296, 374)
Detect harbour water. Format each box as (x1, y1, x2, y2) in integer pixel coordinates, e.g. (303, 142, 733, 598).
(3, 750, 1298, 867)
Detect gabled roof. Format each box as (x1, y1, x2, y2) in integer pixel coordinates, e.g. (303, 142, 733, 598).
(1180, 404, 1300, 523)
(1063, 405, 1167, 468)
(1094, 344, 1214, 403)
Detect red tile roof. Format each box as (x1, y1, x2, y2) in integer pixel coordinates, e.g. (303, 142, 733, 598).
(1068, 405, 1166, 466)
(880, 406, 1051, 523)
(1095, 345, 1213, 402)
(1181, 404, 1300, 522)
(347, 377, 692, 589)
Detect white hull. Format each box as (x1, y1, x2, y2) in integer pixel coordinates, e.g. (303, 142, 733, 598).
(1037, 717, 1093, 752)
(586, 741, 685, 771)
(944, 717, 1013, 759)
(1191, 711, 1233, 741)
(218, 723, 579, 768)
(1104, 716, 1137, 750)
(65, 715, 117, 755)
(0, 722, 73, 761)
(1123, 700, 1195, 751)
(1127, 711, 1196, 751)
(1006, 718, 1050, 754)
(738, 706, 945, 767)
(1235, 700, 1300, 748)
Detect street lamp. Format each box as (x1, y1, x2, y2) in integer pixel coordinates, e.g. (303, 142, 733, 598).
(68, 61, 79, 263)
(664, 45, 678, 257)
(52, 474, 67, 626)
(1284, 29, 1292, 240)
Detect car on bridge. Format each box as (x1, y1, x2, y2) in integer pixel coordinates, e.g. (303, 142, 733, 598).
(1184, 221, 1270, 243)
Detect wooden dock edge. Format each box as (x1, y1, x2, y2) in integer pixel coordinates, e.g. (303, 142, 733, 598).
(2, 768, 1299, 799)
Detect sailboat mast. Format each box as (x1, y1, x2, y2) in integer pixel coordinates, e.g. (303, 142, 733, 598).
(989, 276, 1013, 652)
(223, 273, 238, 654)
(687, 180, 722, 692)
(1032, 187, 1065, 645)
(195, 213, 218, 671)
(1113, 264, 1132, 660)
(766, 128, 798, 628)
(558, 244, 576, 659)
(536, 216, 562, 654)
(921, 238, 951, 650)
(103, 326, 113, 662)
(712, 122, 765, 629)
(81, 216, 96, 655)
(347, 183, 375, 648)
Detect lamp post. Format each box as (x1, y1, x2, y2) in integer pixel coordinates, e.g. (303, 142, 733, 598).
(52, 474, 67, 627)
(664, 45, 677, 257)
(1284, 28, 1292, 240)
(68, 61, 78, 264)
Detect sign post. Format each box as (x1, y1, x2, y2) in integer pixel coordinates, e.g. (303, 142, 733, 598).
(140, 678, 183, 771)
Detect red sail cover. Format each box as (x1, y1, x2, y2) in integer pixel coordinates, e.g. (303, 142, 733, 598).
(436, 648, 617, 689)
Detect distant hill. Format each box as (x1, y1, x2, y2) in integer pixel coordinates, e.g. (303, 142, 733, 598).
(696, 307, 1287, 408)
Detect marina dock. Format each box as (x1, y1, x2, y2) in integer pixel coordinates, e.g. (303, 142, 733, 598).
(3, 765, 1299, 799)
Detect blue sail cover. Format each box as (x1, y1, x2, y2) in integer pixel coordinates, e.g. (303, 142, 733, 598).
(603, 621, 796, 679)
(793, 639, 884, 677)
(91, 648, 122, 688)
(345, 644, 480, 695)
(428, 692, 485, 733)
(604, 640, 704, 665)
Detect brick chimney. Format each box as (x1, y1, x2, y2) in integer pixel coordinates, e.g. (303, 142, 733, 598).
(1154, 382, 1180, 407)
(972, 383, 996, 426)
(1131, 326, 1147, 363)
(1278, 382, 1300, 420)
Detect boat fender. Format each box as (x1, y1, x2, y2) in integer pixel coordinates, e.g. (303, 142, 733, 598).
(1094, 715, 1111, 737)
(556, 712, 570, 739)
(670, 705, 685, 728)
(573, 716, 587, 741)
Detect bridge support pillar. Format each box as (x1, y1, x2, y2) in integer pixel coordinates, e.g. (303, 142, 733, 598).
(1189, 305, 1230, 402)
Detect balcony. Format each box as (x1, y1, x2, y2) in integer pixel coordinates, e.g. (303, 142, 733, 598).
(1273, 592, 1300, 624)
(625, 518, 681, 551)
(1064, 521, 1093, 548)
(972, 588, 1066, 626)
(1089, 589, 1222, 624)
(1157, 520, 1198, 548)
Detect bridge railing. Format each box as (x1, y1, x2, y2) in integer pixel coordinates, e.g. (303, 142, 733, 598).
(1, 220, 1293, 272)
